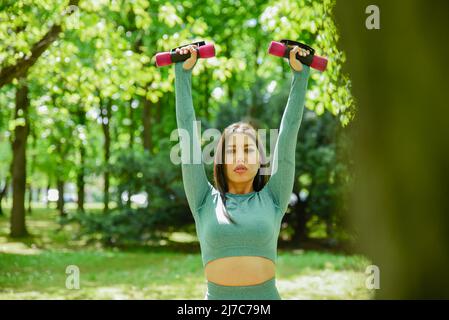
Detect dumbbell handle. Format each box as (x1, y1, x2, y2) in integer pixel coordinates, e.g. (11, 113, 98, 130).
(170, 47, 200, 63)
(155, 42, 215, 67)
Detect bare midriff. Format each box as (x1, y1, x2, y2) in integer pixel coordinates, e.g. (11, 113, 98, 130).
(204, 256, 276, 286)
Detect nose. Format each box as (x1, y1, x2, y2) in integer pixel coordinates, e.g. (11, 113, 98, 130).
(235, 150, 245, 164)
(236, 157, 245, 164)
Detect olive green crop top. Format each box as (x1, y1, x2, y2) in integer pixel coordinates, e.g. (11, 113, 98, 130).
(174, 60, 310, 267)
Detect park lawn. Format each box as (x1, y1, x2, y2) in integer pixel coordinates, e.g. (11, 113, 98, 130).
(0, 204, 374, 299)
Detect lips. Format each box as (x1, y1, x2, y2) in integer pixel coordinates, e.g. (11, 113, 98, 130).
(233, 164, 247, 173)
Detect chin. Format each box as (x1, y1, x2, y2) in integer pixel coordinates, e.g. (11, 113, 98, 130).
(229, 172, 256, 184)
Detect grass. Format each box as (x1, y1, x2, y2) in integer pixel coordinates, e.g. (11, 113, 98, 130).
(0, 202, 374, 299)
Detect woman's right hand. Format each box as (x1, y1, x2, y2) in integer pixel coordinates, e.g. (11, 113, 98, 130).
(175, 44, 198, 71)
(288, 45, 310, 72)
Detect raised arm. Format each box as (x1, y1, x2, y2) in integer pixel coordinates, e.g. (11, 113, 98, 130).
(174, 58, 211, 218)
(265, 54, 310, 214)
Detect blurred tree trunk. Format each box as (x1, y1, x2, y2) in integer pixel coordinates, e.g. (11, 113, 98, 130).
(36, 187, 41, 205)
(0, 177, 9, 216)
(54, 132, 66, 216)
(77, 108, 86, 212)
(27, 125, 37, 215)
(142, 94, 154, 210)
(203, 69, 210, 121)
(249, 37, 261, 119)
(335, 0, 449, 298)
(0, 163, 11, 216)
(77, 148, 85, 212)
(290, 196, 310, 244)
(129, 100, 135, 149)
(224, 39, 234, 105)
(27, 183, 32, 215)
(155, 94, 163, 134)
(142, 96, 153, 152)
(0, 0, 80, 88)
(46, 182, 51, 209)
(56, 180, 65, 216)
(101, 98, 111, 213)
(10, 79, 29, 237)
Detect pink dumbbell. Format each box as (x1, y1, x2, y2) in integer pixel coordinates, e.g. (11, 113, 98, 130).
(155, 40, 215, 67)
(268, 39, 328, 72)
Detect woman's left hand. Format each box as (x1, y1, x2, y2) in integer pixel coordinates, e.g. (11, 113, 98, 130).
(289, 46, 310, 72)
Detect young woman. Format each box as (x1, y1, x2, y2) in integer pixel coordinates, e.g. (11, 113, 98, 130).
(174, 44, 310, 300)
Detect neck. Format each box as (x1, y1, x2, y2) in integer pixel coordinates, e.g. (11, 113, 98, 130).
(227, 182, 254, 194)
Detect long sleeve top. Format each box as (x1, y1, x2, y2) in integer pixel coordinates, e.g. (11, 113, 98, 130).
(174, 61, 310, 267)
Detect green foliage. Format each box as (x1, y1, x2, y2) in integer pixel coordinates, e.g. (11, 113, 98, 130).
(0, 0, 354, 243)
(62, 208, 160, 246)
(296, 109, 352, 239)
(64, 140, 193, 246)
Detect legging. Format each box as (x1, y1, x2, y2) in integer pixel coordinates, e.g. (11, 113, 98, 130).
(204, 276, 282, 300)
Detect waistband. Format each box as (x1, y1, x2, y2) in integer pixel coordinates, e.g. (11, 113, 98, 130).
(205, 277, 281, 300)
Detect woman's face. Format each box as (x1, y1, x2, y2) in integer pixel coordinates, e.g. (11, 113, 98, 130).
(224, 133, 260, 185)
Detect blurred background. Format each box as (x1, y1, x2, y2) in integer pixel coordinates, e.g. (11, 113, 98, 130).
(0, 0, 447, 299)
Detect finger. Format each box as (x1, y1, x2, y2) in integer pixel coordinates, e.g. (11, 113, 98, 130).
(290, 46, 298, 58)
(190, 46, 197, 57)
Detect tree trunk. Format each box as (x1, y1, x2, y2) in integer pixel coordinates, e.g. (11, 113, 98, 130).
(27, 126, 37, 215)
(224, 37, 234, 104)
(0, 0, 80, 88)
(56, 179, 65, 216)
(0, 177, 9, 216)
(101, 98, 111, 213)
(36, 187, 41, 205)
(335, 0, 449, 298)
(10, 81, 29, 237)
(290, 195, 310, 243)
(248, 37, 261, 119)
(203, 70, 210, 120)
(155, 96, 162, 125)
(142, 97, 153, 152)
(27, 183, 32, 215)
(76, 162, 85, 212)
(129, 100, 135, 149)
(77, 108, 86, 212)
(46, 182, 51, 209)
